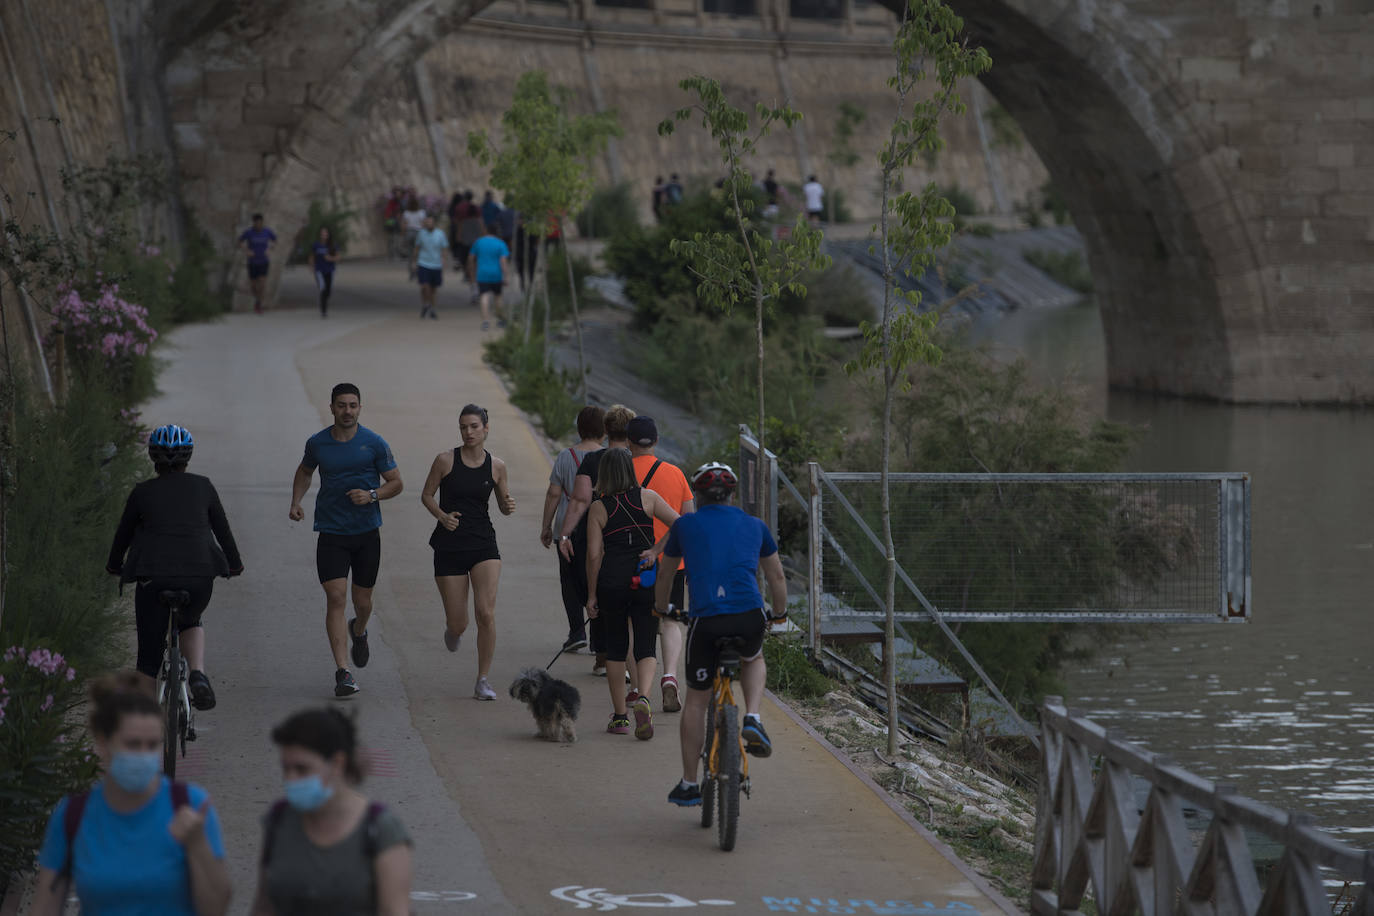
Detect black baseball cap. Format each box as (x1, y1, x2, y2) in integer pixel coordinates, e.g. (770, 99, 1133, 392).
(627, 416, 658, 446)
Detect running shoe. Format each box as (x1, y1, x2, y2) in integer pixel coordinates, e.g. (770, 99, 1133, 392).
(444, 628, 461, 653)
(661, 676, 681, 713)
(606, 713, 632, 734)
(668, 782, 702, 807)
(334, 668, 360, 698)
(742, 716, 772, 757)
(349, 617, 370, 668)
(497, 318, 507, 329)
(428, 310, 438, 320)
(625, 689, 641, 706)
(474, 676, 497, 701)
(562, 632, 587, 653)
(633, 695, 654, 740)
(481, 320, 490, 331)
(188, 670, 216, 711)
(593, 654, 607, 677)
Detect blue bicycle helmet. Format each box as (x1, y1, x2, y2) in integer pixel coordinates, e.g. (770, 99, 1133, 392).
(148, 424, 194, 468)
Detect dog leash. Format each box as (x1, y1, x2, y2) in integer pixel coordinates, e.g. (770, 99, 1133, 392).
(546, 616, 591, 671)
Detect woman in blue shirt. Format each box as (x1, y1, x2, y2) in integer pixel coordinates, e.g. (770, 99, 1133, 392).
(311, 226, 338, 318)
(31, 672, 231, 916)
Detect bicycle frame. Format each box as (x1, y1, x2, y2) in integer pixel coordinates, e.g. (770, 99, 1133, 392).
(157, 597, 194, 775)
(705, 655, 749, 786)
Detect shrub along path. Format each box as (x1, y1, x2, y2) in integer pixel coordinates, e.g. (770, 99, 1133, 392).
(135, 258, 1015, 914)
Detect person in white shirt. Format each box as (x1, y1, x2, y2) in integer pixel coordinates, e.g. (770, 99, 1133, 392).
(401, 197, 427, 260)
(802, 175, 825, 226)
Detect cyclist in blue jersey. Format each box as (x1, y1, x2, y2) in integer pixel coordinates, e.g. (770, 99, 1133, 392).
(654, 462, 789, 807)
(238, 213, 277, 314)
(290, 383, 404, 698)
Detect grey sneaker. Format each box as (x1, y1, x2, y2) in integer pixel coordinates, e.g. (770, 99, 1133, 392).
(444, 629, 461, 653)
(474, 676, 497, 701)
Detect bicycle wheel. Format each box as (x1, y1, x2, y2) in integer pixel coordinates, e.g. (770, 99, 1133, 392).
(717, 703, 740, 851)
(162, 646, 181, 778)
(700, 697, 716, 829)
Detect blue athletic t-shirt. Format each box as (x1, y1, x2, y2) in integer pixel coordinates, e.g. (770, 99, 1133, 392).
(239, 227, 276, 264)
(301, 425, 397, 535)
(311, 241, 336, 274)
(414, 227, 449, 270)
(470, 235, 509, 283)
(37, 779, 226, 916)
(664, 504, 777, 617)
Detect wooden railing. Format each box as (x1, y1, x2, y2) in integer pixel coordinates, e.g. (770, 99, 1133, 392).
(1034, 699, 1374, 915)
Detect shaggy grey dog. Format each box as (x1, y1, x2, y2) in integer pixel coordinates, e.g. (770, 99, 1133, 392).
(508, 667, 581, 743)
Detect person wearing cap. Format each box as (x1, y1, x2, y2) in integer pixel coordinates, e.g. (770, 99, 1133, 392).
(626, 416, 694, 714)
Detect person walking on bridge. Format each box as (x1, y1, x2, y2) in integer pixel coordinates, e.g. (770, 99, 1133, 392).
(541, 405, 606, 655)
(411, 215, 449, 320)
(289, 383, 404, 698)
(467, 222, 510, 332)
(420, 404, 516, 701)
(656, 462, 789, 806)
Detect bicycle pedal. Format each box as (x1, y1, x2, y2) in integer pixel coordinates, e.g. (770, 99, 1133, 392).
(742, 778, 751, 797)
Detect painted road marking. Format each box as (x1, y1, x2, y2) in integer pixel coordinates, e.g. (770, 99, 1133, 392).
(551, 886, 735, 909)
(410, 890, 478, 902)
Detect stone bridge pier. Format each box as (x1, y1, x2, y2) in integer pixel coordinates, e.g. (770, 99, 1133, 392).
(162, 0, 1373, 403)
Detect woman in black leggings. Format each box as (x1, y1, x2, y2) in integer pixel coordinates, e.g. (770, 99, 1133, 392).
(106, 424, 243, 711)
(585, 448, 678, 739)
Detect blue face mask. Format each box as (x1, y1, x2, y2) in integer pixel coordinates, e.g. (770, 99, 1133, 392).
(284, 775, 335, 812)
(108, 751, 162, 793)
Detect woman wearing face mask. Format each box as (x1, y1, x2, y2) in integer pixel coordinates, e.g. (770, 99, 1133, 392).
(251, 707, 413, 915)
(30, 672, 231, 916)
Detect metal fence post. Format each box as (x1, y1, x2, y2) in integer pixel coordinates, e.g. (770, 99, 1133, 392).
(808, 461, 822, 655)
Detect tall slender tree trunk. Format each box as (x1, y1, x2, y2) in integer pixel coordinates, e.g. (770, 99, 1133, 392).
(755, 285, 767, 525)
(540, 240, 553, 369)
(562, 236, 588, 402)
(522, 233, 536, 346)
(879, 165, 899, 758)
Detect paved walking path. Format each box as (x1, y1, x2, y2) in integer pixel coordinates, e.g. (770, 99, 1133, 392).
(141, 259, 1016, 914)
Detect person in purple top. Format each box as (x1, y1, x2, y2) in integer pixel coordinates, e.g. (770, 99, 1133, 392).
(310, 226, 338, 318)
(239, 213, 278, 314)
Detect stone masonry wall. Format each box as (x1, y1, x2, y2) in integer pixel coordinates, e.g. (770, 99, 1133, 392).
(329, 4, 1050, 257)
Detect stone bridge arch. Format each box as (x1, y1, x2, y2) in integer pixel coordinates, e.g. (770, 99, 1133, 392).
(166, 0, 1374, 402)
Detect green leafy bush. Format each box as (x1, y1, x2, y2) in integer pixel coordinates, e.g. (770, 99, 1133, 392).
(764, 636, 833, 699)
(939, 183, 979, 217)
(1022, 248, 1093, 294)
(0, 647, 99, 896)
(483, 331, 581, 439)
(575, 183, 639, 238)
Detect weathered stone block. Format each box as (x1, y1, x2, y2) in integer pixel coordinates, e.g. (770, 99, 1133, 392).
(204, 68, 258, 100)
(1338, 169, 1374, 192)
(1179, 56, 1243, 82)
(1317, 144, 1355, 169)
(244, 102, 302, 127)
(1323, 193, 1374, 217)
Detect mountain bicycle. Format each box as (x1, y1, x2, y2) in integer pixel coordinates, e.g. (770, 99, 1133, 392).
(156, 590, 197, 778)
(699, 634, 750, 851)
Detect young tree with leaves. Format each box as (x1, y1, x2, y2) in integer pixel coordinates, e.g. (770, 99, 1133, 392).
(844, 1, 991, 756)
(469, 71, 620, 400)
(658, 77, 829, 520)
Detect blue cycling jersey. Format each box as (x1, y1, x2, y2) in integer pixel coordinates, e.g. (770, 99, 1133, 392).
(663, 504, 777, 617)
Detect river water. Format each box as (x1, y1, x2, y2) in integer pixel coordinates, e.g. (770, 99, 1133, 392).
(970, 300, 1374, 847)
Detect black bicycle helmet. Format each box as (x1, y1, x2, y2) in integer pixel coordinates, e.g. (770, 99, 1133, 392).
(148, 424, 194, 468)
(691, 461, 738, 494)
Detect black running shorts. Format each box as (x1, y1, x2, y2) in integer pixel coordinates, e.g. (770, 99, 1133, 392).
(316, 529, 382, 587)
(478, 281, 503, 296)
(433, 545, 501, 577)
(683, 609, 767, 690)
(247, 262, 269, 280)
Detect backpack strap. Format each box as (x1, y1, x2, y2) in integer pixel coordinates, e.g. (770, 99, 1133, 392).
(362, 802, 386, 859)
(640, 459, 663, 489)
(260, 799, 290, 867)
(59, 791, 91, 880)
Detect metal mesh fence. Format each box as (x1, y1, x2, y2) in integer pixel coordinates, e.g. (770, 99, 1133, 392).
(817, 472, 1248, 625)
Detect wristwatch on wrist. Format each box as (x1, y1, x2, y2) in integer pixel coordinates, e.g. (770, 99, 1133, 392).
(370, 489, 378, 502)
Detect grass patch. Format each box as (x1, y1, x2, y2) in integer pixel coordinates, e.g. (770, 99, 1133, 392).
(1023, 247, 1094, 294)
(763, 635, 833, 699)
(483, 330, 581, 439)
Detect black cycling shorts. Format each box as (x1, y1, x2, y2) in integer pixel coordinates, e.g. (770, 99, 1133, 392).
(684, 609, 767, 691)
(317, 530, 381, 588)
(134, 577, 213, 679)
(434, 545, 501, 577)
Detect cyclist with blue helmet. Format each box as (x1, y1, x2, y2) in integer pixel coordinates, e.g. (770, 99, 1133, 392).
(107, 424, 244, 710)
(654, 461, 789, 807)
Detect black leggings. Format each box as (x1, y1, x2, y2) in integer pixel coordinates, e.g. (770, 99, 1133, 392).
(596, 574, 657, 663)
(134, 577, 213, 678)
(316, 271, 334, 314)
(558, 542, 589, 639)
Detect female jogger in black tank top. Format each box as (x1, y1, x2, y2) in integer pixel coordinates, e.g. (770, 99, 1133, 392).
(420, 405, 515, 701)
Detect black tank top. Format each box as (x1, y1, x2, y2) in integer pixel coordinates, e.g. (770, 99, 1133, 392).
(598, 487, 654, 574)
(429, 449, 496, 551)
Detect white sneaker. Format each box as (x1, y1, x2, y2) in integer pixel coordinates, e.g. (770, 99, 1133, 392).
(444, 629, 461, 653)
(474, 676, 497, 701)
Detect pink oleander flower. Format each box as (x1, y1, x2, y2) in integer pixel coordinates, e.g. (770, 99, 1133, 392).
(40, 694, 53, 712)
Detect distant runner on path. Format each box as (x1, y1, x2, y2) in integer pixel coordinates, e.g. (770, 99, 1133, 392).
(420, 404, 516, 701)
(239, 213, 277, 314)
(411, 215, 449, 320)
(310, 226, 338, 318)
(289, 383, 404, 698)
(466, 222, 510, 332)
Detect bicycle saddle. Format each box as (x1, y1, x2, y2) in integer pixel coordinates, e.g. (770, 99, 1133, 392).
(714, 635, 749, 654)
(158, 589, 192, 608)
